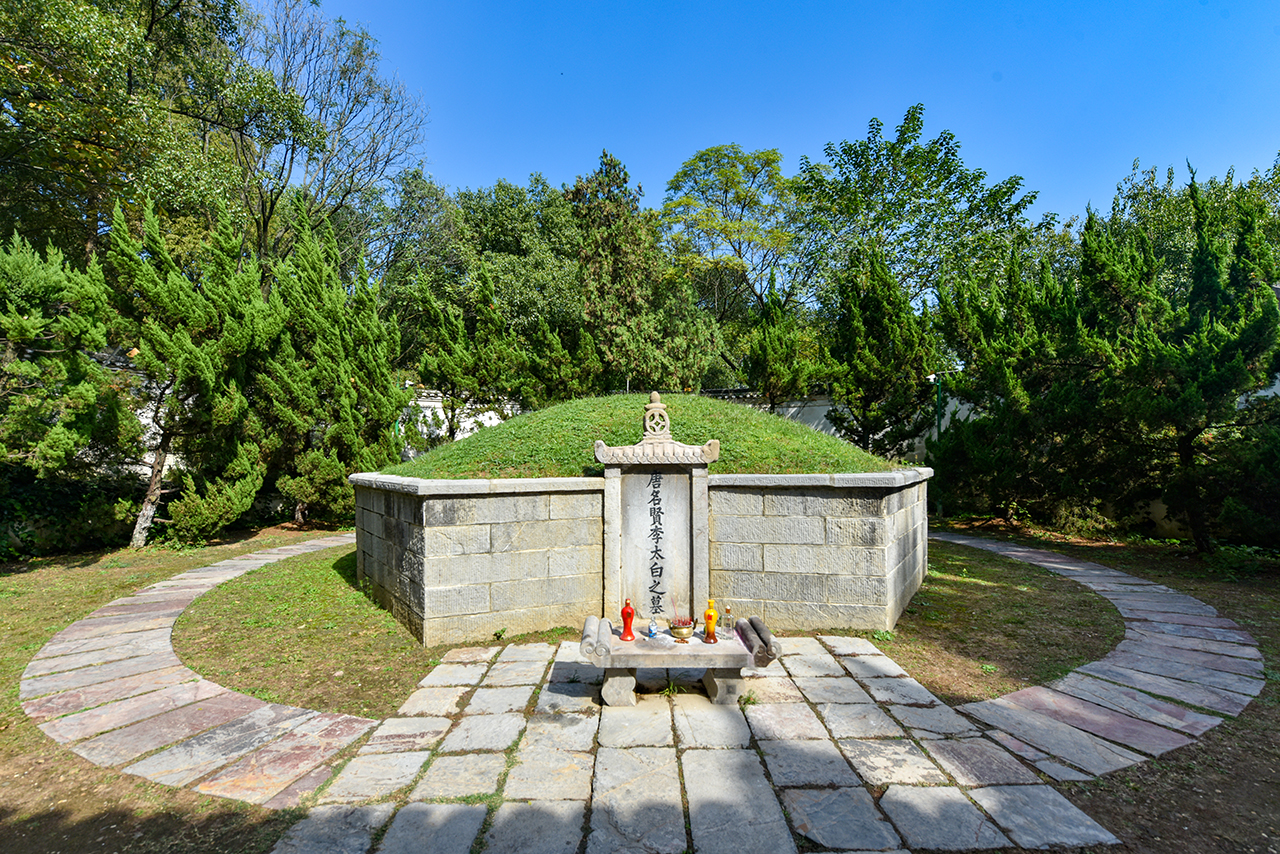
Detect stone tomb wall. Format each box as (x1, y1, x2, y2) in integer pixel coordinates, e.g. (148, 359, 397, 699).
(350, 468, 931, 645)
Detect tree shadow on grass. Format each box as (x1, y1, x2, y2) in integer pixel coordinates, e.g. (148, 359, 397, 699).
(0, 801, 302, 854)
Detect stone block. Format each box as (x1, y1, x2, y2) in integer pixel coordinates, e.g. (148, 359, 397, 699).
(491, 518, 601, 553)
(714, 515, 824, 545)
(763, 544, 883, 575)
(826, 517, 886, 546)
(423, 498, 476, 527)
(474, 494, 550, 524)
(710, 542, 763, 571)
(711, 571, 818, 603)
(547, 545, 601, 577)
(549, 492, 603, 519)
(879, 786, 1010, 850)
(376, 803, 486, 854)
(424, 525, 490, 556)
(823, 575, 888, 606)
(709, 488, 764, 516)
(423, 585, 490, 619)
(763, 600, 890, 631)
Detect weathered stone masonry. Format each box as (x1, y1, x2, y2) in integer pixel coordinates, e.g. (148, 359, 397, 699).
(351, 467, 930, 645)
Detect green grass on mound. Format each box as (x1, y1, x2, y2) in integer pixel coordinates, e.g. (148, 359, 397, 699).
(386, 394, 895, 479)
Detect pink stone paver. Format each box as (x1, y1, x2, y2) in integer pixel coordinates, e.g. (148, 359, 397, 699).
(19, 652, 184, 700)
(39, 679, 228, 743)
(194, 712, 376, 804)
(999, 686, 1193, 756)
(31, 627, 173, 661)
(1126, 627, 1262, 659)
(71, 692, 268, 767)
(1120, 609, 1245, 629)
(46, 613, 181, 642)
(1049, 673, 1222, 737)
(1115, 639, 1264, 677)
(88, 600, 191, 618)
(22, 633, 173, 677)
(21, 665, 196, 722)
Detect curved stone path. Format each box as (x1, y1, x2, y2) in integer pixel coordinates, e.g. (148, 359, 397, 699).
(19, 532, 1265, 853)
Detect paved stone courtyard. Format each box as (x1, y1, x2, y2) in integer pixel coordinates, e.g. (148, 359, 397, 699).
(19, 533, 1266, 852)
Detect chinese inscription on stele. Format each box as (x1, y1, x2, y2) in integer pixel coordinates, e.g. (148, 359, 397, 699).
(647, 472, 665, 617)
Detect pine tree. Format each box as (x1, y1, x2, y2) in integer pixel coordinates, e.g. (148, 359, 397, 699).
(824, 247, 937, 457)
(744, 278, 822, 412)
(260, 213, 407, 523)
(108, 204, 282, 546)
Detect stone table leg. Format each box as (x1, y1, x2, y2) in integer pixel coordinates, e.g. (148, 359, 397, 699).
(601, 668, 638, 706)
(703, 669, 745, 705)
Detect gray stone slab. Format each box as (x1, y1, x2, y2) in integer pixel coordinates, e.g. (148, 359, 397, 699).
(547, 660, 604, 684)
(971, 785, 1119, 848)
(360, 717, 450, 754)
(484, 660, 549, 686)
(957, 698, 1146, 775)
(861, 676, 940, 706)
(123, 704, 318, 786)
(1050, 672, 1222, 736)
(684, 748, 797, 854)
(1116, 638, 1264, 676)
(759, 739, 860, 786)
(838, 655, 907, 679)
(742, 676, 805, 703)
(780, 788, 901, 852)
(744, 702, 828, 740)
(819, 704, 904, 739)
(818, 635, 884, 656)
(1000, 686, 1194, 756)
(1127, 626, 1262, 659)
(506, 748, 594, 800)
(1105, 594, 1217, 615)
(465, 684, 536, 715)
(441, 646, 500, 663)
(439, 713, 526, 752)
(22, 634, 174, 677)
(271, 804, 396, 854)
(1137, 620, 1254, 645)
(21, 665, 196, 723)
(1100, 650, 1265, 696)
(320, 752, 431, 803)
(1121, 607, 1243, 628)
(31, 627, 172, 661)
(925, 738, 1041, 786)
(535, 681, 600, 714)
(781, 654, 846, 678)
(397, 685, 469, 717)
(484, 800, 585, 854)
(778, 636, 828, 657)
(409, 753, 506, 799)
(375, 803, 487, 854)
(792, 676, 872, 705)
(597, 700, 673, 747)
(1076, 661, 1251, 715)
(497, 642, 557, 662)
(1036, 759, 1093, 781)
(886, 704, 979, 736)
(587, 747, 685, 854)
(417, 663, 488, 687)
(740, 657, 786, 677)
(879, 785, 1011, 850)
(524, 713, 599, 752)
(986, 730, 1049, 761)
(672, 694, 751, 747)
(837, 739, 946, 784)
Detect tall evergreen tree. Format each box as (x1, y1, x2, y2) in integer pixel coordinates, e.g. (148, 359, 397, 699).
(108, 204, 283, 546)
(566, 150, 719, 391)
(744, 278, 822, 412)
(824, 247, 937, 457)
(259, 213, 407, 523)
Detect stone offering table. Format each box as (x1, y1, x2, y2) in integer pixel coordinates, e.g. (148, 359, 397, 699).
(581, 614, 781, 706)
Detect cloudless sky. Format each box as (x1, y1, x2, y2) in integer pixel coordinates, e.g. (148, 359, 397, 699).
(317, 0, 1280, 222)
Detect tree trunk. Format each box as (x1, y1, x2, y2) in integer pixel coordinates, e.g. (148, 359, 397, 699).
(294, 500, 308, 526)
(1177, 434, 1214, 553)
(130, 437, 169, 548)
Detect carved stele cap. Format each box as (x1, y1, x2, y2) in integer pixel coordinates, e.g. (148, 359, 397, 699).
(594, 392, 720, 466)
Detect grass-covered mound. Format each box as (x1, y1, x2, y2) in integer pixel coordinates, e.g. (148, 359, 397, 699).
(385, 394, 895, 479)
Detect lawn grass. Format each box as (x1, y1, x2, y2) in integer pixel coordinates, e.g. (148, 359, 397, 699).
(385, 393, 894, 479)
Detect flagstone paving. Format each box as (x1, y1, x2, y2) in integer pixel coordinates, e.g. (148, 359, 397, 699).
(18, 532, 1267, 852)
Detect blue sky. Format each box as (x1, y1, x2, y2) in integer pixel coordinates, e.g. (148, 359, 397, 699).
(318, 0, 1280, 221)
